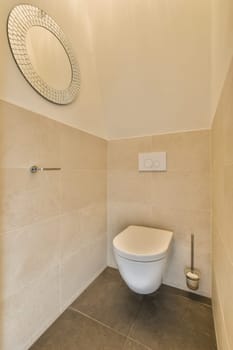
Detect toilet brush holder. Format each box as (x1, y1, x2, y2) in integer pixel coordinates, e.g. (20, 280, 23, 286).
(184, 233, 200, 291)
(185, 267, 200, 291)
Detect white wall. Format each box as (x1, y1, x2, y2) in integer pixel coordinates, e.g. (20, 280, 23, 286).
(1, 0, 214, 140)
(2, 0, 232, 140)
(211, 0, 233, 120)
(0, 0, 107, 139)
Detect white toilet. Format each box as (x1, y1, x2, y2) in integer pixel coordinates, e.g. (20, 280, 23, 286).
(113, 225, 173, 294)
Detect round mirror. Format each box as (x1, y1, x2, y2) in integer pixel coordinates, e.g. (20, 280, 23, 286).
(7, 5, 80, 105)
(26, 26, 72, 90)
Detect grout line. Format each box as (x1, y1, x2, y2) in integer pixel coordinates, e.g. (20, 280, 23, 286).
(0, 213, 62, 237)
(125, 336, 152, 350)
(123, 296, 153, 350)
(124, 300, 153, 349)
(125, 296, 144, 338)
(69, 306, 152, 350)
(69, 307, 128, 339)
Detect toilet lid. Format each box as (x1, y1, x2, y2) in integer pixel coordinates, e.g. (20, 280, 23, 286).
(113, 226, 173, 262)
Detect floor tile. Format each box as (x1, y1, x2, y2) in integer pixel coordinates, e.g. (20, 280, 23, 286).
(30, 309, 126, 350)
(129, 291, 217, 350)
(159, 284, 212, 305)
(123, 339, 152, 350)
(71, 268, 143, 335)
(31, 268, 217, 350)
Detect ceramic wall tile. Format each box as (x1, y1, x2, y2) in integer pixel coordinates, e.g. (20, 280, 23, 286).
(108, 137, 152, 171)
(0, 100, 107, 349)
(0, 217, 60, 299)
(1, 267, 60, 350)
(108, 130, 211, 297)
(212, 57, 233, 350)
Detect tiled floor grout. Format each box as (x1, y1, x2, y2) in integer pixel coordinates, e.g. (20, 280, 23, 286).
(125, 335, 152, 350)
(70, 289, 212, 350)
(125, 295, 145, 336)
(69, 306, 128, 338)
(32, 268, 216, 349)
(122, 295, 151, 350)
(123, 336, 152, 350)
(69, 305, 152, 350)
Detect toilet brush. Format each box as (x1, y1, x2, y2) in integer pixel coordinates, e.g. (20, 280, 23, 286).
(185, 233, 200, 291)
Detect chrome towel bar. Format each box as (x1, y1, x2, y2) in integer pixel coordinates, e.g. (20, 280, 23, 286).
(30, 165, 61, 173)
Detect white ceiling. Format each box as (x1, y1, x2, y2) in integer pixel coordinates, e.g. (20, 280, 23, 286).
(87, 0, 212, 139)
(1, 0, 233, 139)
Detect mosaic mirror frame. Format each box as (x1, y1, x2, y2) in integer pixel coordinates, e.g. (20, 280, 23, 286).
(7, 4, 81, 105)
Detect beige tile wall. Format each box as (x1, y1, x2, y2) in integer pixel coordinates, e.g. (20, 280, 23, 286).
(212, 57, 233, 350)
(0, 100, 107, 350)
(0, 98, 216, 349)
(107, 130, 211, 297)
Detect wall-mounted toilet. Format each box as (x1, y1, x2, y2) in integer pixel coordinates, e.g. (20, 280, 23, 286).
(113, 225, 173, 294)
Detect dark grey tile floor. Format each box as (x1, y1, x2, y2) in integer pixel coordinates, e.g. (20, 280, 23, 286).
(31, 268, 217, 350)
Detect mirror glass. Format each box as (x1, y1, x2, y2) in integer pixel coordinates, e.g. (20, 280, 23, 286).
(26, 26, 72, 90)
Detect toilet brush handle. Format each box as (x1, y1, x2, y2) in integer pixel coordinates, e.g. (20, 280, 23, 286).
(191, 233, 194, 272)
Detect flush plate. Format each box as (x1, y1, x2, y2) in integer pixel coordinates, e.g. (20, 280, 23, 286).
(138, 152, 167, 172)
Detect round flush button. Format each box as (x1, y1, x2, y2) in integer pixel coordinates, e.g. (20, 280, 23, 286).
(144, 159, 153, 168)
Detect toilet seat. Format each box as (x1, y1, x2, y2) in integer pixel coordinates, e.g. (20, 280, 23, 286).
(113, 225, 173, 262)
